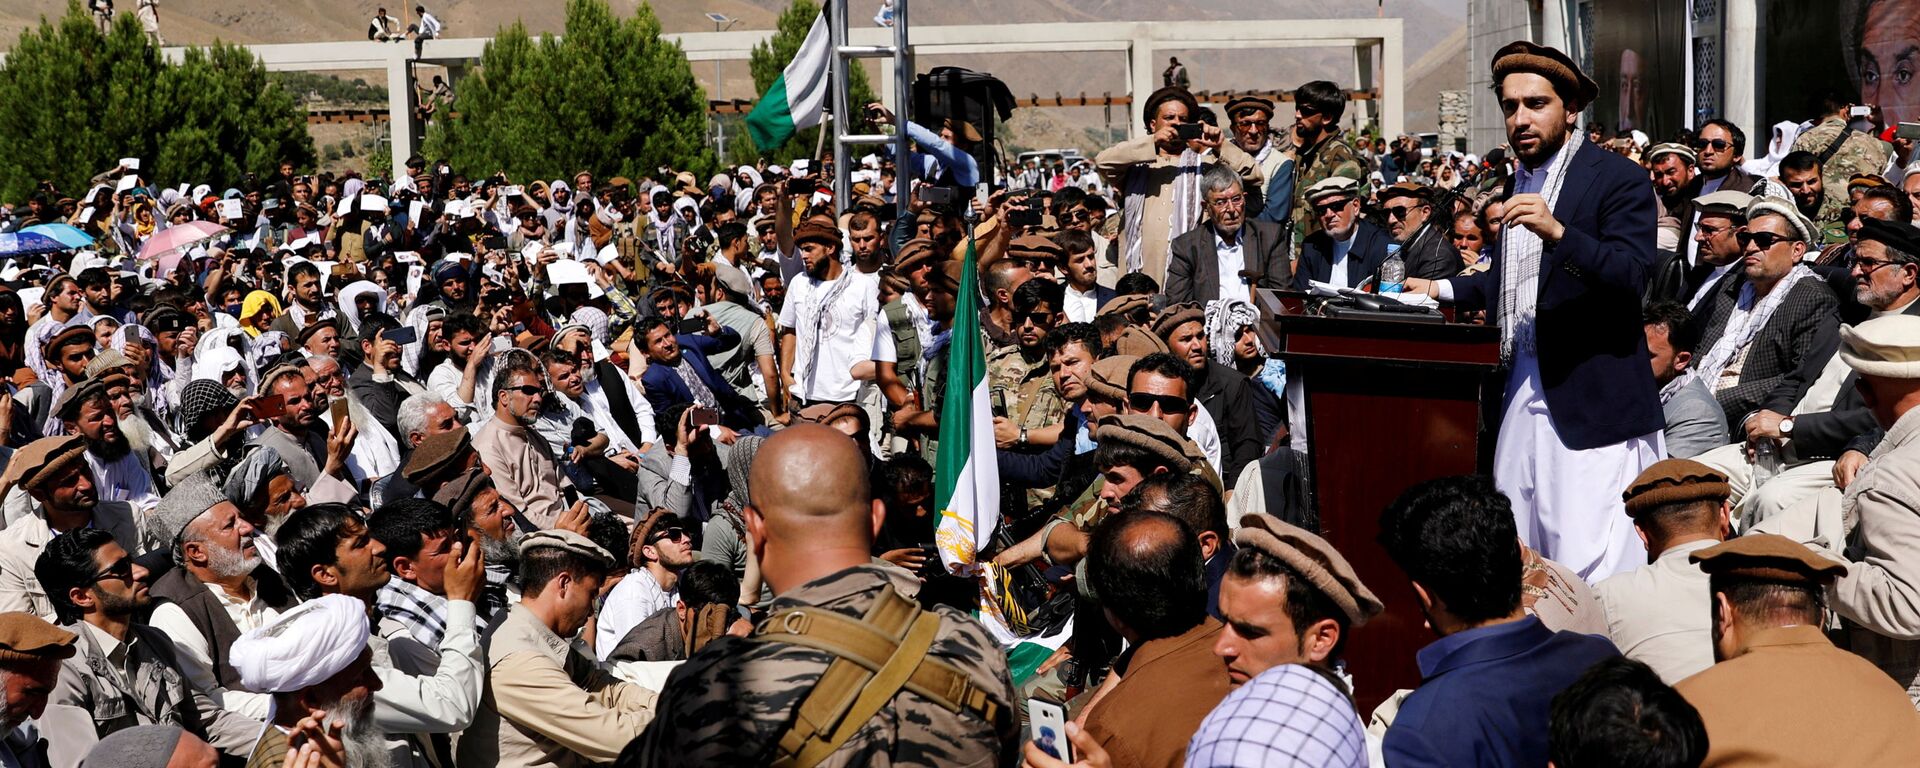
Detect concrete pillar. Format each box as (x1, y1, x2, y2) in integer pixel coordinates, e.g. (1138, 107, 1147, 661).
(1353, 43, 1376, 133)
(1724, 0, 1758, 133)
(1379, 25, 1405, 141)
(1540, 0, 1570, 54)
(1128, 31, 1154, 139)
(388, 54, 416, 175)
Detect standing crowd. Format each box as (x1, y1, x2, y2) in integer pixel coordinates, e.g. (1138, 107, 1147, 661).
(0, 35, 1918, 768)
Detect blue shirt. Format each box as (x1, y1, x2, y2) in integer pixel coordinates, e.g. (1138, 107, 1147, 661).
(1382, 616, 1617, 768)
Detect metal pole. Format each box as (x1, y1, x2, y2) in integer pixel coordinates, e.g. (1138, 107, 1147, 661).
(893, 0, 910, 209)
(829, 0, 851, 204)
(714, 56, 726, 159)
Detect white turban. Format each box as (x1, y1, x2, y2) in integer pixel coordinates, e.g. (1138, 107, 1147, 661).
(230, 594, 369, 693)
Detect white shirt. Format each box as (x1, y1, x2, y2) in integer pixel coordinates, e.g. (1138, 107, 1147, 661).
(417, 11, 442, 37)
(85, 450, 159, 513)
(148, 580, 284, 719)
(1189, 405, 1225, 478)
(580, 373, 656, 449)
(1327, 229, 1358, 290)
(1064, 284, 1099, 324)
(1214, 227, 1248, 302)
(1686, 264, 1733, 310)
(595, 569, 677, 661)
(779, 268, 880, 403)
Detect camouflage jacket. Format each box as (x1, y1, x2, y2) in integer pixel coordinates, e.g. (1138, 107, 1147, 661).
(1793, 118, 1894, 213)
(629, 564, 1021, 767)
(986, 346, 1050, 417)
(1287, 133, 1365, 241)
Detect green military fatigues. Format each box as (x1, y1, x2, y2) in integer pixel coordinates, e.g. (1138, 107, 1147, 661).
(1792, 118, 1894, 215)
(1286, 133, 1365, 243)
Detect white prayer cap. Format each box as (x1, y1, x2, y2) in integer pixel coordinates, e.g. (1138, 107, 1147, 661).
(1744, 196, 1816, 245)
(230, 594, 369, 694)
(71, 251, 107, 274)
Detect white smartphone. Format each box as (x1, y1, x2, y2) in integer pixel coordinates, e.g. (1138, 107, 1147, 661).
(1027, 699, 1071, 762)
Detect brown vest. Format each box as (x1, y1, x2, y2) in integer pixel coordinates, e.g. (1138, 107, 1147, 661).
(148, 565, 297, 691)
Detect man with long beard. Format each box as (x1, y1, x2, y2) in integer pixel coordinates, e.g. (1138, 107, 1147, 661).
(57, 375, 160, 515)
(434, 467, 524, 610)
(147, 475, 299, 723)
(229, 594, 387, 768)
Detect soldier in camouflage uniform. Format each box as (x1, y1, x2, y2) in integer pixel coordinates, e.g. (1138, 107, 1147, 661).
(1792, 102, 1893, 217)
(1279, 80, 1366, 245)
(630, 425, 1020, 767)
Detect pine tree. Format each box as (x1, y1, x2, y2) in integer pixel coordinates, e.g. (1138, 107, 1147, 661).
(425, 0, 716, 183)
(0, 2, 311, 201)
(748, 0, 878, 163)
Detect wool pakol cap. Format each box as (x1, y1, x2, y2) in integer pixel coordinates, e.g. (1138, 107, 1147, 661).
(522, 528, 616, 569)
(1621, 458, 1730, 516)
(430, 466, 493, 511)
(893, 238, 938, 274)
(1689, 533, 1846, 585)
(1153, 303, 1205, 339)
(793, 222, 842, 248)
(1233, 513, 1384, 626)
(1097, 293, 1152, 319)
(1491, 40, 1598, 108)
(1692, 190, 1752, 219)
(0, 612, 76, 663)
(1376, 182, 1427, 203)
(1008, 235, 1067, 263)
(1744, 196, 1817, 245)
(628, 508, 680, 568)
(295, 317, 338, 346)
(403, 425, 472, 485)
(43, 324, 92, 359)
(1, 435, 88, 498)
(1086, 354, 1139, 403)
(1645, 142, 1697, 166)
(52, 375, 111, 421)
(1840, 314, 1920, 379)
(1303, 176, 1360, 205)
(1112, 326, 1171, 358)
(1095, 413, 1199, 470)
(1224, 95, 1275, 118)
(1856, 217, 1920, 257)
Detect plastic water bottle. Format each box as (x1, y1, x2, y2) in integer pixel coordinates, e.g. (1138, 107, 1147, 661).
(1752, 438, 1782, 487)
(1379, 244, 1406, 294)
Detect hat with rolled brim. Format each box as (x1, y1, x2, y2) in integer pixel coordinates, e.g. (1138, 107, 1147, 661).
(52, 374, 110, 421)
(1087, 354, 1138, 403)
(1113, 325, 1170, 358)
(1850, 173, 1894, 191)
(1376, 182, 1427, 203)
(0, 612, 76, 663)
(1098, 293, 1152, 319)
(1491, 40, 1599, 109)
(404, 425, 472, 485)
(1841, 314, 1920, 379)
(1302, 176, 1361, 205)
(1694, 190, 1753, 219)
(521, 529, 616, 569)
(0, 435, 88, 500)
(295, 317, 338, 347)
(1645, 143, 1697, 166)
(1690, 533, 1846, 585)
(1233, 513, 1384, 626)
(1224, 95, 1275, 118)
(1008, 235, 1066, 263)
(1744, 196, 1816, 245)
(1857, 217, 1920, 258)
(430, 466, 494, 512)
(43, 324, 93, 360)
(794, 222, 842, 249)
(1621, 459, 1730, 516)
(893, 238, 939, 275)
(1153, 302, 1205, 339)
(1095, 413, 1199, 471)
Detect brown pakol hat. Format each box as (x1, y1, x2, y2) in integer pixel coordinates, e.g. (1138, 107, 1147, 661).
(0, 612, 77, 662)
(1234, 513, 1385, 626)
(1689, 533, 1847, 585)
(1621, 459, 1730, 516)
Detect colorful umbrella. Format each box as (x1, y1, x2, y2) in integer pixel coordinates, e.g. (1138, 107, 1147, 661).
(19, 223, 94, 249)
(138, 221, 230, 276)
(0, 232, 67, 257)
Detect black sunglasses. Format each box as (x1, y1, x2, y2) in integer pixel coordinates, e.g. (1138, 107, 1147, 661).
(1694, 138, 1733, 151)
(1014, 310, 1053, 327)
(88, 555, 135, 586)
(503, 384, 545, 397)
(1384, 205, 1422, 221)
(1312, 198, 1354, 214)
(1736, 231, 1794, 250)
(647, 527, 688, 544)
(1127, 392, 1190, 414)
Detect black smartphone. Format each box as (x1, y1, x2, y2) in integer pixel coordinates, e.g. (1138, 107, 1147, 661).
(382, 326, 419, 345)
(918, 186, 953, 206)
(787, 177, 817, 196)
(677, 317, 707, 336)
(1175, 123, 1204, 141)
(1007, 207, 1043, 228)
(688, 407, 719, 428)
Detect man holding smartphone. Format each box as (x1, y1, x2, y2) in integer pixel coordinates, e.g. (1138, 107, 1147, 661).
(349, 314, 428, 442)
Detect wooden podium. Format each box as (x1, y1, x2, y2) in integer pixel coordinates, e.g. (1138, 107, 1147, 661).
(1256, 290, 1503, 713)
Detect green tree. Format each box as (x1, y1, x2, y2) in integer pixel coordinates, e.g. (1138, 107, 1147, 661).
(748, 0, 877, 163)
(0, 2, 312, 201)
(425, 0, 715, 183)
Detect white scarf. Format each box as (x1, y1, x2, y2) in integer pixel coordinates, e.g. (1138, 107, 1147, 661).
(1497, 134, 1583, 360)
(1121, 149, 1206, 274)
(1683, 264, 1817, 395)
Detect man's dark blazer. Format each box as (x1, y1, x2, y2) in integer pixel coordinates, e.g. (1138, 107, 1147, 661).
(1644, 248, 1726, 306)
(1446, 139, 1664, 450)
(1291, 219, 1392, 291)
(1195, 361, 1263, 490)
(1751, 287, 1915, 461)
(639, 329, 761, 428)
(1398, 219, 1465, 281)
(1688, 273, 1841, 433)
(1166, 219, 1291, 304)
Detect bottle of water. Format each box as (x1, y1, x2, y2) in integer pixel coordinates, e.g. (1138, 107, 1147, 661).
(1379, 244, 1406, 294)
(1752, 438, 1782, 487)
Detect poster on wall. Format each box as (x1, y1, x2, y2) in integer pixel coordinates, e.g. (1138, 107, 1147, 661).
(1590, 0, 1687, 141)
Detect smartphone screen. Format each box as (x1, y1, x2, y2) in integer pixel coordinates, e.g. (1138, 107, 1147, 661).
(1027, 699, 1071, 762)
(382, 326, 419, 346)
(251, 394, 287, 419)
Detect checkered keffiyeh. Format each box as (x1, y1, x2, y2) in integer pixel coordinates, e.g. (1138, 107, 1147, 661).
(1185, 664, 1367, 767)
(377, 577, 451, 648)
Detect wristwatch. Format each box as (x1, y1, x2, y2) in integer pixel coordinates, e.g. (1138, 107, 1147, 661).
(1780, 417, 1795, 435)
(1018, 427, 1029, 446)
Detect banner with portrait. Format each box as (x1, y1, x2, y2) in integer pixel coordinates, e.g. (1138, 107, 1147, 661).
(1590, 0, 1687, 141)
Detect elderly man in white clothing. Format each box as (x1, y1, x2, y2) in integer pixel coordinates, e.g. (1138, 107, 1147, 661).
(1405, 42, 1665, 580)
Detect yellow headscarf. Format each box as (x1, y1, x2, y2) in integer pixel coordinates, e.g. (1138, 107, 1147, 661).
(240, 290, 282, 337)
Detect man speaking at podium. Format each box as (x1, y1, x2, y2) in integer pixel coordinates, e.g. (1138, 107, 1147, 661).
(1406, 41, 1663, 580)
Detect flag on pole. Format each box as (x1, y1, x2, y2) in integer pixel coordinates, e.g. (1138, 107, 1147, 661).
(934, 237, 998, 574)
(745, 12, 831, 153)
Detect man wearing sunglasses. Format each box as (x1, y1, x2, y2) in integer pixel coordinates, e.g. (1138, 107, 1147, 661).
(1379, 182, 1468, 282)
(1679, 121, 1758, 203)
(596, 509, 694, 662)
(1281, 81, 1365, 245)
(1292, 176, 1390, 291)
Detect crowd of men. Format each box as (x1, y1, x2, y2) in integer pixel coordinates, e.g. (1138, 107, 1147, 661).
(6, 34, 1920, 768)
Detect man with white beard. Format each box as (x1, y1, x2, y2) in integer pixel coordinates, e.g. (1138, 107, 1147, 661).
(146, 475, 300, 721)
(229, 594, 388, 768)
(220, 446, 307, 575)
